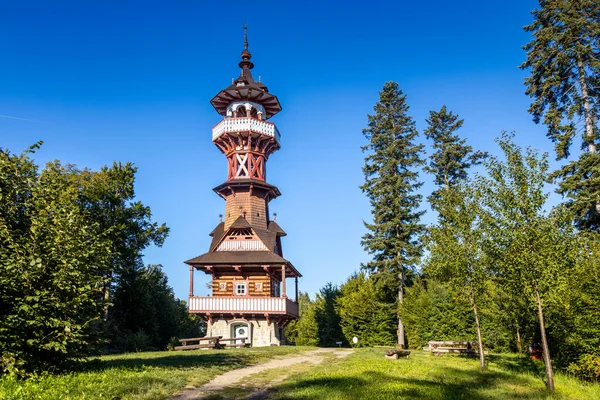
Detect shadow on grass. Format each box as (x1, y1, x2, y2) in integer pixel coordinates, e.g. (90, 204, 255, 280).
(486, 354, 546, 378)
(85, 352, 251, 372)
(272, 365, 550, 400)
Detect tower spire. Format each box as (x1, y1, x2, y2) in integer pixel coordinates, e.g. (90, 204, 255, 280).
(239, 25, 254, 70)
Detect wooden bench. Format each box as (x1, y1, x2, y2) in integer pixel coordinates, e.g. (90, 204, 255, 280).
(174, 336, 223, 351)
(219, 337, 249, 348)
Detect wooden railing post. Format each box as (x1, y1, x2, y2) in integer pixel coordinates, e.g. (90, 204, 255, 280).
(189, 266, 194, 297)
(295, 276, 298, 302)
(281, 265, 286, 298)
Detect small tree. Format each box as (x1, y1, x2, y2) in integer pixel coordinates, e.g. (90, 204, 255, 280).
(425, 184, 489, 370)
(478, 134, 579, 390)
(361, 81, 425, 348)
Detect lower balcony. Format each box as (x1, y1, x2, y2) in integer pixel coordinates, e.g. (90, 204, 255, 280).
(188, 296, 299, 318)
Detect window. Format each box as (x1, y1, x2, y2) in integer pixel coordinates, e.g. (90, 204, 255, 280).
(236, 282, 247, 296)
(271, 278, 280, 297)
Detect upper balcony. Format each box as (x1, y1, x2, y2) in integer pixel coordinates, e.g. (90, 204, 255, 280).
(212, 117, 281, 144)
(188, 296, 298, 318)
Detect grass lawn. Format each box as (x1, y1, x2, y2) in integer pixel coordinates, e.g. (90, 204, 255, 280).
(2, 347, 600, 400)
(267, 348, 600, 400)
(0, 346, 314, 400)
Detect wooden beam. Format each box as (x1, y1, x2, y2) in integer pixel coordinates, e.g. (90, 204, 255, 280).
(281, 265, 287, 298)
(189, 265, 194, 297)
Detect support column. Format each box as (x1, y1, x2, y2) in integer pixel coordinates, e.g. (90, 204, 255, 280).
(295, 277, 298, 302)
(281, 265, 286, 298)
(189, 265, 194, 297)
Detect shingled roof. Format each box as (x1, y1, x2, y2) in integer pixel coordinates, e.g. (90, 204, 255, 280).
(210, 30, 282, 119)
(185, 250, 286, 266)
(267, 221, 286, 236)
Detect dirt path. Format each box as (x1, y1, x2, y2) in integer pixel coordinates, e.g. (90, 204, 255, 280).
(171, 348, 353, 400)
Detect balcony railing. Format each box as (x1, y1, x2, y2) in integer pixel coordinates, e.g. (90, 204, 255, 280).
(188, 296, 298, 317)
(212, 117, 281, 143)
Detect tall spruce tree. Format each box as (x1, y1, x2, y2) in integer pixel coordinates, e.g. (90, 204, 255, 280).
(423, 106, 487, 210)
(521, 0, 600, 229)
(361, 81, 425, 348)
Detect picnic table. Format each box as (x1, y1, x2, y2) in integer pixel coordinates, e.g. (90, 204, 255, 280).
(174, 336, 250, 351)
(422, 341, 487, 357)
(174, 336, 223, 351)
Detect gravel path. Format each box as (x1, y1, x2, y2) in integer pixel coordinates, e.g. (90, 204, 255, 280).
(170, 348, 353, 400)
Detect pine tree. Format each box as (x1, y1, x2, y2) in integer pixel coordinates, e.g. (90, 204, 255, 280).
(521, 0, 600, 229)
(361, 81, 425, 348)
(423, 106, 487, 211)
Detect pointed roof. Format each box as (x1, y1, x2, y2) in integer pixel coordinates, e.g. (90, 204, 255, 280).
(210, 27, 282, 119)
(230, 215, 251, 229)
(267, 221, 286, 236)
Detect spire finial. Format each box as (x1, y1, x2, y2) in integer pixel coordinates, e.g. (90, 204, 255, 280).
(239, 25, 254, 69)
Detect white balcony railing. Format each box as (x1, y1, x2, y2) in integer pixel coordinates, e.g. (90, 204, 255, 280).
(188, 296, 298, 317)
(212, 117, 281, 143)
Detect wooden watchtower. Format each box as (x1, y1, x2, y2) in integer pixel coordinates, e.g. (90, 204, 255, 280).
(185, 28, 301, 346)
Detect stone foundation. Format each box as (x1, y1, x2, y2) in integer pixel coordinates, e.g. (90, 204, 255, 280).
(207, 318, 285, 347)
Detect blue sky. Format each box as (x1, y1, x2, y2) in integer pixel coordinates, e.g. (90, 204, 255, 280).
(1, 0, 562, 300)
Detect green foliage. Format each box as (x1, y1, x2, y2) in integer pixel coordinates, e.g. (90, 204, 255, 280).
(423, 105, 487, 210)
(552, 152, 600, 231)
(336, 273, 396, 347)
(314, 283, 346, 347)
(567, 353, 600, 383)
(0, 144, 197, 374)
(361, 81, 425, 278)
(360, 81, 425, 346)
(521, 0, 600, 159)
(284, 292, 311, 345)
(286, 292, 319, 347)
(522, 0, 600, 231)
(110, 264, 201, 352)
(400, 279, 474, 349)
(0, 146, 110, 375)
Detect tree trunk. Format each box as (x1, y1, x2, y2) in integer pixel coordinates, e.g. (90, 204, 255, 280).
(577, 56, 596, 154)
(471, 294, 485, 370)
(397, 268, 405, 349)
(536, 290, 555, 391)
(516, 323, 522, 355)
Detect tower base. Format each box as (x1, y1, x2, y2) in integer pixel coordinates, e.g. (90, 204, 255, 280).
(207, 317, 287, 347)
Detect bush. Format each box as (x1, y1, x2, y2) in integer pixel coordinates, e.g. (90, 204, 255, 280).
(568, 354, 600, 382)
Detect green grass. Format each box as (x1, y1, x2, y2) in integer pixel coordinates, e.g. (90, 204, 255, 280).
(268, 349, 600, 400)
(2, 348, 599, 400)
(0, 346, 314, 400)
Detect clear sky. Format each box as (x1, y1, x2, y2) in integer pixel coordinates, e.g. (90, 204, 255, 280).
(1, 0, 562, 300)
